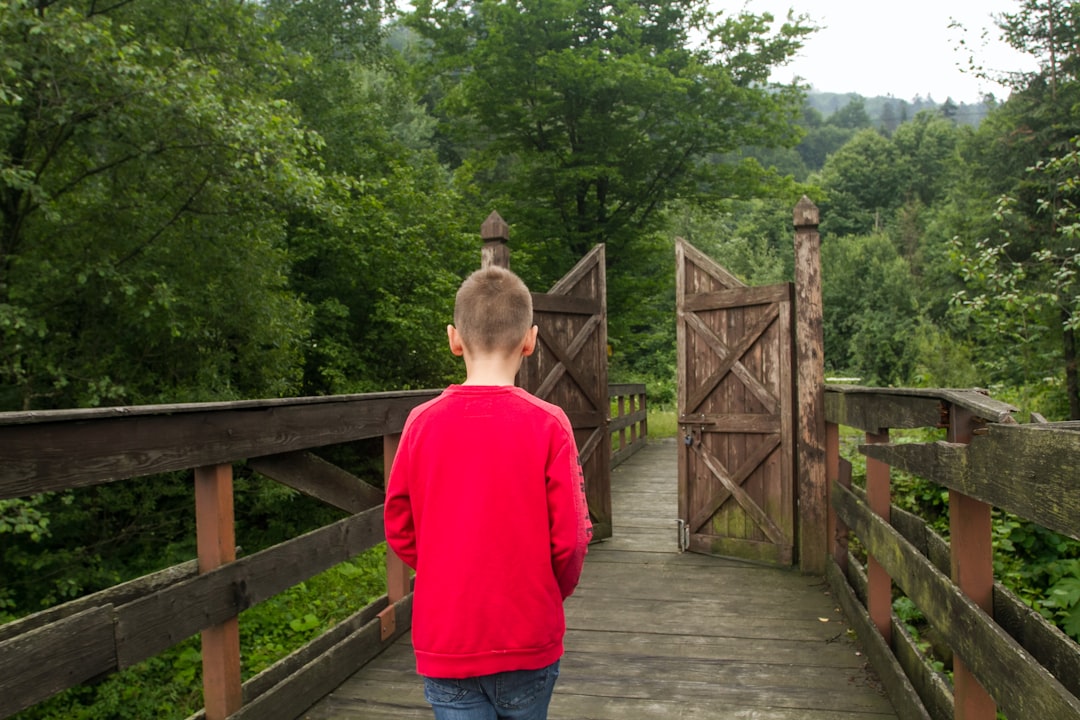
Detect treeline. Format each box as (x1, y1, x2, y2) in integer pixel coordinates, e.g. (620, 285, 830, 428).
(1, 1, 1079, 714)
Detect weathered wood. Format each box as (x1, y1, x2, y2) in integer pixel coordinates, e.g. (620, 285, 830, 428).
(115, 506, 384, 668)
(608, 383, 646, 397)
(0, 391, 438, 499)
(877, 490, 1080, 700)
(827, 559, 932, 720)
(833, 482, 1080, 719)
(249, 452, 384, 514)
(682, 283, 792, 312)
(678, 413, 780, 433)
(305, 441, 898, 720)
(676, 238, 795, 566)
(824, 386, 1017, 431)
(949, 416, 996, 719)
(530, 293, 601, 315)
(825, 391, 943, 433)
(860, 423, 1080, 540)
(0, 559, 198, 644)
(519, 243, 611, 540)
(994, 584, 1080, 700)
(480, 210, 510, 269)
(608, 408, 647, 434)
(231, 595, 413, 720)
(892, 613, 953, 720)
(185, 594, 396, 720)
(0, 606, 118, 718)
(795, 196, 828, 574)
(195, 464, 242, 720)
(865, 431, 893, 646)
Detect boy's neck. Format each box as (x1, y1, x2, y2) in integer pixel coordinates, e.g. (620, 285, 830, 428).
(461, 351, 522, 387)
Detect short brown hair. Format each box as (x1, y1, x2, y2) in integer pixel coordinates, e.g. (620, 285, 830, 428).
(454, 267, 533, 354)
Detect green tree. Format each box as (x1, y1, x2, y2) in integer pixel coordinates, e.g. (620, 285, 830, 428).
(410, 0, 811, 260)
(0, 0, 320, 411)
(817, 129, 903, 237)
(266, 0, 476, 393)
(945, 0, 1080, 417)
(822, 233, 921, 384)
(406, 0, 812, 379)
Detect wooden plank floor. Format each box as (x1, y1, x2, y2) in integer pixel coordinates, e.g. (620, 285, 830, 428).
(300, 439, 898, 719)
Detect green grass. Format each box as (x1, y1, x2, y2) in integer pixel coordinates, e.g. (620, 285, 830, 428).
(647, 407, 678, 438)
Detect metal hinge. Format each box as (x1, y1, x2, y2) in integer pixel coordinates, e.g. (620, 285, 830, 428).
(676, 519, 690, 552)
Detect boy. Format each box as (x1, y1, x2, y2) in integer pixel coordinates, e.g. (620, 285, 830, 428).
(384, 266, 592, 720)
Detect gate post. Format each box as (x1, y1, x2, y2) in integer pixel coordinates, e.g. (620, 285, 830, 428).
(794, 197, 827, 574)
(481, 211, 510, 269)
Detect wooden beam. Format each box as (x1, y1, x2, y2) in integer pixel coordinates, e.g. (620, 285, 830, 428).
(826, 560, 932, 720)
(833, 483, 1080, 719)
(249, 452, 384, 514)
(531, 293, 602, 315)
(860, 424, 1080, 541)
(115, 506, 384, 668)
(195, 464, 242, 720)
(229, 595, 413, 720)
(382, 434, 410, 642)
(682, 283, 792, 312)
(0, 391, 439, 500)
(794, 196, 827, 574)
(948, 407, 996, 720)
(0, 606, 117, 718)
(865, 431, 892, 647)
(481, 210, 510, 269)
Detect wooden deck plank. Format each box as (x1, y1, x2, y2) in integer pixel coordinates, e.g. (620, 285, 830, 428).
(299, 439, 897, 719)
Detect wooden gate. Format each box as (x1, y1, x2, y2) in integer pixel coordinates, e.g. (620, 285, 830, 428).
(518, 245, 611, 540)
(676, 238, 795, 564)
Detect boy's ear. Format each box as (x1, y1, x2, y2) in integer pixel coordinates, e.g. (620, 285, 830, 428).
(447, 324, 465, 356)
(521, 325, 539, 357)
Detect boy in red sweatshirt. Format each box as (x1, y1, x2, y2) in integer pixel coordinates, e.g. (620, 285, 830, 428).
(384, 266, 592, 720)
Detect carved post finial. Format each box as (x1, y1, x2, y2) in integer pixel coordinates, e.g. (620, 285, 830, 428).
(794, 195, 819, 229)
(480, 211, 510, 269)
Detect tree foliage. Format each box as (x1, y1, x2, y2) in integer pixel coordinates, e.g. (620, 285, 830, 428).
(408, 0, 811, 262)
(0, 0, 321, 410)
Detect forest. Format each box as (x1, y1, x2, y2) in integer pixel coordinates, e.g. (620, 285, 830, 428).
(1, 0, 1078, 717)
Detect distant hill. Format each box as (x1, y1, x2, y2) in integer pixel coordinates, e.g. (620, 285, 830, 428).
(808, 91, 993, 129)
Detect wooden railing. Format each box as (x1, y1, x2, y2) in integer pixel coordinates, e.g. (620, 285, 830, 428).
(824, 385, 1080, 720)
(0, 392, 436, 720)
(609, 383, 648, 468)
(0, 382, 646, 719)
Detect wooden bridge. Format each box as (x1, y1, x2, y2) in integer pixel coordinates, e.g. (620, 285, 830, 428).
(1, 209, 1079, 719)
(1, 384, 1078, 720)
(301, 439, 895, 719)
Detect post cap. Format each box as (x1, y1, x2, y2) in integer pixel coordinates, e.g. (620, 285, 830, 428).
(794, 196, 820, 228)
(481, 211, 509, 242)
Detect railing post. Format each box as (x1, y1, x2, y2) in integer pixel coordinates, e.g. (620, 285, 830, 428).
(635, 388, 643, 440)
(825, 421, 849, 572)
(617, 394, 627, 451)
(194, 463, 242, 720)
(481, 211, 510, 270)
(794, 196, 827, 574)
(865, 430, 892, 646)
(948, 406, 996, 720)
(381, 433, 410, 641)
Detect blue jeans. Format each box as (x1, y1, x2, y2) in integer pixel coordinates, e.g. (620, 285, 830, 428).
(422, 661, 560, 720)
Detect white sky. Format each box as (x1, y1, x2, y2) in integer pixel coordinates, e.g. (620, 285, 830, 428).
(718, 0, 1040, 103)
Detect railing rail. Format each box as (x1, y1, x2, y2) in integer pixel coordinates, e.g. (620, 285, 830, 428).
(824, 385, 1080, 720)
(609, 383, 648, 468)
(0, 383, 646, 719)
(0, 391, 435, 720)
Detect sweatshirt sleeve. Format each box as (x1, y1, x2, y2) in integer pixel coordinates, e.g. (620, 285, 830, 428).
(384, 434, 418, 570)
(548, 423, 592, 599)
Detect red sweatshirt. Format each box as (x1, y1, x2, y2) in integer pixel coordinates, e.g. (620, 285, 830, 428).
(384, 385, 591, 679)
